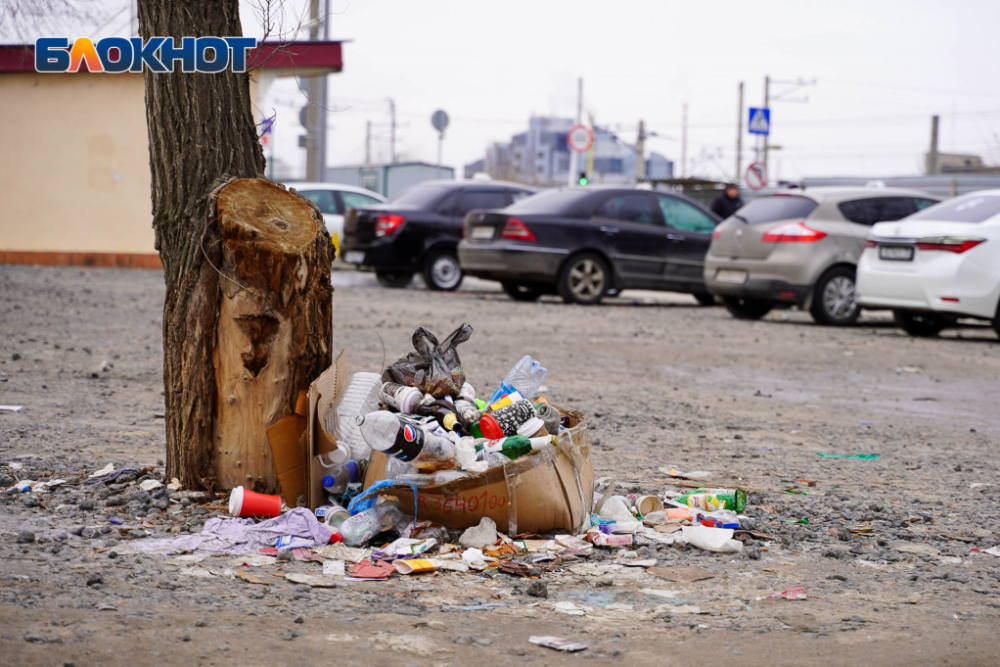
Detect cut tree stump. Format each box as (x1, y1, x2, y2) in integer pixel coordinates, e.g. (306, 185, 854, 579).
(209, 178, 332, 493)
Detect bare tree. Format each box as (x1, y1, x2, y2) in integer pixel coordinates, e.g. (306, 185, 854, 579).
(137, 0, 333, 492)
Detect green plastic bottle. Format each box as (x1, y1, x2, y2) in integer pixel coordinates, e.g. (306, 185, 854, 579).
(676, 487, 746, 513)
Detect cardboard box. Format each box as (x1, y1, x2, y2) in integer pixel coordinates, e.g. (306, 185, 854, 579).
(362, 409, 594, 535)
(266, 349, 350, 508)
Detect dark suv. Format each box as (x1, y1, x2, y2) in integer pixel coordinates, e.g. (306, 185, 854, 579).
(341, 181, 536, 290)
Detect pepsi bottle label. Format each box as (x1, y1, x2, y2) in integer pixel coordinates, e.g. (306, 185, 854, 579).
(384, 418, 425, 461)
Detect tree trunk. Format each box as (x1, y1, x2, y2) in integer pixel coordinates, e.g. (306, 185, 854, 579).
(137, 1, 332, 492)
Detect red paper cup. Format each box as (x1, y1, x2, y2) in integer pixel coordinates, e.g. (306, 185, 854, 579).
(229, 486, 281, 519)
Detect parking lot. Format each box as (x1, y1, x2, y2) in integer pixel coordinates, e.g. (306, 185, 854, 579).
(2, 264, 999, 666)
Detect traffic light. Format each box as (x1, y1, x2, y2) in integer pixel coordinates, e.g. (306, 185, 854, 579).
(578, 171, 588, 186)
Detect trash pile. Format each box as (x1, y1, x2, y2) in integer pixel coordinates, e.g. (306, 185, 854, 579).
(119, 323, 776, 583)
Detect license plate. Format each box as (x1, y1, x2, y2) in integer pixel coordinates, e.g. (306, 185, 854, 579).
(343, 251, 365, 264)
(715, 269, 748, 285)
(471, 226, 495, 240)
(879, 245, 914, 261)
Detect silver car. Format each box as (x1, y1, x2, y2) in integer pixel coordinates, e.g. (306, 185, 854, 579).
(704, 187, 941, 325)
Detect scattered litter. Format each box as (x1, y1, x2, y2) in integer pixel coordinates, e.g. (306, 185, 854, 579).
(458, 517, 499, 549)
(139, 479, 164, 492)
(530, 636, 588, 653)
(616, 558, 657, 568)
(767, 587, 807, 601)
(441, 603, 507, 612)
(816, 453, 880, 460)
(984, 547, 1000, 557)
(348, 561, 395, 580)
(236, 570, 269, 585)
(0, 405, 23, 412)
(648, 565, 716, 583)
(285, 573, 339, 587)
(88, 463, 115, 479)
(323, 559, 346, 577)
(655, 604, 703, 615)
(553, 601, 588, 615)
(681, 526, 743, 553)
(659, 465, 712, 481)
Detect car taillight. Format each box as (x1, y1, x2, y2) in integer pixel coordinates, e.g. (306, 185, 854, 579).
(761, 221, 827, 243)
(864, 239, 877, 248)
(374, 214, 405, 237)
(500, 217, 537, 241)
(915, 237, 985, 254)
(712, 227, 722, 240)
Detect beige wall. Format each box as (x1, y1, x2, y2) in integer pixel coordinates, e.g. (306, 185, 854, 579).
(0, 73, 263, 257)
(0, 72, 156, 254)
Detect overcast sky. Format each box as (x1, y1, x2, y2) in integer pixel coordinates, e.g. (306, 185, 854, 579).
(12, 0, 1000, 183)
(244, 0, 1000, 183)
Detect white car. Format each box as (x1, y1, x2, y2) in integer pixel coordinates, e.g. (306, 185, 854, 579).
(857, 189, 1000, 338)
(287, 182, 386, 255)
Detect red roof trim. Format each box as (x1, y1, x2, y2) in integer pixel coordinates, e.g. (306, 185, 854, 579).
(0, 41, 343, 74)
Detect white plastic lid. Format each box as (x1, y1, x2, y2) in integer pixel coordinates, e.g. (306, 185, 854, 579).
(516, 417, 545, 438)
(228, 486, 244, 516)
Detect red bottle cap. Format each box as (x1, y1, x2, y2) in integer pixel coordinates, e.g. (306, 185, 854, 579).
(478, 414, 503, 440)
(329, 532, 344, 544)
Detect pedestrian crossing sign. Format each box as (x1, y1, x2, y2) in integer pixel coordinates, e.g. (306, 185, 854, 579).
(748, 107, 770, 136)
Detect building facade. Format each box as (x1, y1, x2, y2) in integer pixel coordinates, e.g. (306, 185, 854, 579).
(464, 115, 672, 186)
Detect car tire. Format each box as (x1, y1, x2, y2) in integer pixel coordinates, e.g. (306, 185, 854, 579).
(502, 282, 545, 302)
(558, 253, 610, 305)
(375, 271, 414, 288)
(810, 266, 860, 326)
(722, 296, 773, 320)
(893, 310, 950, 337)
(693, 292, 717, 306)
(423, 250, 463, 291)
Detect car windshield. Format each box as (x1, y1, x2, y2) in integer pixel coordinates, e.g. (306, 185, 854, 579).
(908, 194, 1000, 223)
(386, 185, 450, 208)
(505, 189, 593, 216)
(735, 195, 818, 224)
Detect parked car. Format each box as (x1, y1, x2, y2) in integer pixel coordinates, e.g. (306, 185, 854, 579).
(857, 190, 1000, 338)
(341, 181, 536, 290)
(704, 187, 941, 325)
(458, 186, 721, 305)
(287, 182, 386, 255)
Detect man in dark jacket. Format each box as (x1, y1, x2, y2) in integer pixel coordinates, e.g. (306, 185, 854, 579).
(710, 184, 743, 219)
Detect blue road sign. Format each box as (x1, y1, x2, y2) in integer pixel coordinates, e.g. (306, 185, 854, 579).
(748, 107, 770, 136)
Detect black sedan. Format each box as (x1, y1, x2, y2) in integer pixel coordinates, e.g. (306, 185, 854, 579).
(341, 180, 536, 290)
(458, 187, 722, 304)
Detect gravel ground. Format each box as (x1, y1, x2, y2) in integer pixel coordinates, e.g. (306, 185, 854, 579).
(1, 264, 999, 667)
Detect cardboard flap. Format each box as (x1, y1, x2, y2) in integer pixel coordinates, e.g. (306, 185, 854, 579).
(267, 414, 308, 506)
(307, 348, 350, 509)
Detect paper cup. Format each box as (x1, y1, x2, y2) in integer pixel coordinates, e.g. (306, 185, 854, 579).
(635, 495, 663, 516)
(392, 558, 438, 575)
(228, 486, 282, 518)
(516, 417, 547, 438)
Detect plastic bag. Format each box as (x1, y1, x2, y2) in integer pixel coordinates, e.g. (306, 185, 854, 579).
(382, 324, 473, 398)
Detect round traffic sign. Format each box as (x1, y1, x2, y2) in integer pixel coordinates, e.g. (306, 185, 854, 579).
(745, 161, 768, 191)
(431, 109, 449, 133)
(567, 124, 593, 153)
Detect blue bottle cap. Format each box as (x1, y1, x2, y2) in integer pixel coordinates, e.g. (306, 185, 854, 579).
(322, 475, 335, 488)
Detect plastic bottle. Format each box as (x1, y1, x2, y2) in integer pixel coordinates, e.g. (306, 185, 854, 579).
(478, 399, 536, 439)
(477, 435, 554, 460)
(328, 372, 383, 459)
(676, 488, 747, 513)
(321, 460, 364, 495)
(317, 501, 350, 530)
(488, 355, 548, 404)
(356, 411, 457, 470)
(338, 502, 405, 546)
(381, 382, 422, 414)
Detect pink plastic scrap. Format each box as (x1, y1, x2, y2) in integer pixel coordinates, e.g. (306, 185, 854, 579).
(769, 586, 807, 600)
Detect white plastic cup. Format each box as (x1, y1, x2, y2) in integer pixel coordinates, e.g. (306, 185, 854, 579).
(635, 495, 664, 516)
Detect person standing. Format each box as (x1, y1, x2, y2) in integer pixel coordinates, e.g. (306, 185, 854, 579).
(711, 184, 744, 219)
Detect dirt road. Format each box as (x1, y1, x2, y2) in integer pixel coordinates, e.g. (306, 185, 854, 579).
(1, 265, 999, 666)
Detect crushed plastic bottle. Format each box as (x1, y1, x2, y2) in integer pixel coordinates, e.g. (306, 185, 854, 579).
(356, 411, 457, 470)
(328, 372, 382, 460)
(487, 355, 547, 404)
(338, 502, 405, 546)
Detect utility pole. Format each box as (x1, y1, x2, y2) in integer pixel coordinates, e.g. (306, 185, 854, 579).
(317, 0, 329, 182)
(365, 121, 371, 165)
(762, 75, 770, 177)
(389, 98, 397, 163)
(736, 81, 744, 185)
(302, 0, 324, 181)
(635, 119, 646, 180)
(568, 77, 583, 187)
(681, 103, 688, 178)
(926, 114, 940, 175)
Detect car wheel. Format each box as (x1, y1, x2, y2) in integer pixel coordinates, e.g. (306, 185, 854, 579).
(558, 253, 609, 305)
(423, 250, 463, 291)
(502, 282, 545, 302)
(693, 292, 717, 306)
(722, 296, 773, 320)
(893, 310, 950, 337)
(375, 271, 414, 288)
(810, 266, 860, 326)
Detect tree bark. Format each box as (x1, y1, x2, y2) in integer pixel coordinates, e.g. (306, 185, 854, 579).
(137, 1, 332, 492)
